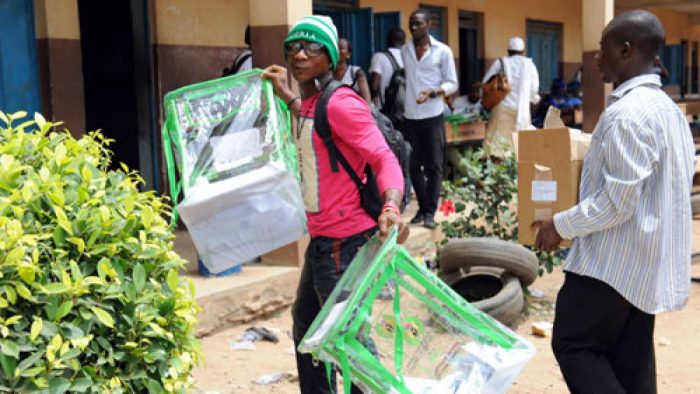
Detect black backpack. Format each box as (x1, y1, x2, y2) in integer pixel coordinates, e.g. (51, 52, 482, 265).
(222, 51, 251, 77)
(380, 50, 406, 125)
(315, 80, 411, 219)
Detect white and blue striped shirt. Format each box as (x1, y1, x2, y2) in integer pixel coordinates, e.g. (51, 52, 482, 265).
(553, 74, 695, 314)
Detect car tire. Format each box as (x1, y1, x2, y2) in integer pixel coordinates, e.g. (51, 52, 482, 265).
(441, 266, 524, 325)
(439, 238, 539, 286)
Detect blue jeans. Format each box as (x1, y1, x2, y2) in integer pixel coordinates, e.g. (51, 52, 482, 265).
(292, 227, 376, 394)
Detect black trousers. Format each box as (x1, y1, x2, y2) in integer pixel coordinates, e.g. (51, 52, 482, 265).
(403, 114, 445, 217)
(292, 228, 375, 394)
(552, 272, 656, 394)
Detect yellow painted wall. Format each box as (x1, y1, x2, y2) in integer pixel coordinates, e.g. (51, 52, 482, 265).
(250, 0, 312, 26)
(359, 0, 582, 63)
(34, 0, 81, 40)
(155, 0, 248, 46)
(646, 8, 689, 45)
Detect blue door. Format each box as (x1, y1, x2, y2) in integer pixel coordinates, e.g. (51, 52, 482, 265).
(0, 0, 40, 115)
(320, 8, 374, 73)
(374, 12, 401, 52)
(527, 20, 562, 93)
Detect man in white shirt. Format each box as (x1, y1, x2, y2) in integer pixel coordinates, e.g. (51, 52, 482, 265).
(533, 10, 694, 393)
(369, 28, 405, 111)
(482, 36, 539, 157)
(402, 9, 458, 229)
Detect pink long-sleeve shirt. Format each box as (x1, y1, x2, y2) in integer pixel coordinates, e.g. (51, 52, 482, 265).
(295, 87, 403, 238)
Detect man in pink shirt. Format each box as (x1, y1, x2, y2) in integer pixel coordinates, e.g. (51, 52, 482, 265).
(263, 15, 408, 394)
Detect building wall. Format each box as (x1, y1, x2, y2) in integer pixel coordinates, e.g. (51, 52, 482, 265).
(154, 0, 249, 101)
(34, 0, 86, 135)
(645, 8, 700, 97)
(360, 0, 583, 88)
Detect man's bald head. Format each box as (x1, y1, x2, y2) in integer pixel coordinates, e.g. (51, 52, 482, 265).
(604, 10, 665, 61)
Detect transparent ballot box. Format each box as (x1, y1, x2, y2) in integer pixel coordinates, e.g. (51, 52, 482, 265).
(299, 230, 535, 394)
(162, 70, 305, 273)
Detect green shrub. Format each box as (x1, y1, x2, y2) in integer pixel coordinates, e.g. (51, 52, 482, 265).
(0, 112, 200, 393)
(441, 144, 562, 275)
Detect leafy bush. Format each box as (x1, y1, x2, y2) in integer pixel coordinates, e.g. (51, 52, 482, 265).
(441, 144, 562, 274)
(0, 112, 199, 393)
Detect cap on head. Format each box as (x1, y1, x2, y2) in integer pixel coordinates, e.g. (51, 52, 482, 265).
(508, 36, 525, 52)
(284, 15, 339, 69)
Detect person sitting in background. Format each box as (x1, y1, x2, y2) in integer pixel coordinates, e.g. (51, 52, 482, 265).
(565, 80, 583, 108)
(532, 78, 570, 128)
(464, 80, 484, 116)
(333, 38, 372, 103)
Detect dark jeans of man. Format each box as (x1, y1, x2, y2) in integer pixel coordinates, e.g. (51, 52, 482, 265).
(552, 272, 656, 394)
(403, 114, 445, 218)
(292, 227, 376, 394)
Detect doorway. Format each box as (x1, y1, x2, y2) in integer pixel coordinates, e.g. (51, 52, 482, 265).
(78, 0, 157, 190)
(0, 0, 41, 115)
(526, 19, 562, 93)
(458, 11, 484, 94)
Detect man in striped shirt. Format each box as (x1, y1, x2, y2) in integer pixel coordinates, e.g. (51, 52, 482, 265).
(533, 10, 694, 393)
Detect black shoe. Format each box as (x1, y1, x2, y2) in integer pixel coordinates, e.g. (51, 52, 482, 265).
(410, 213, 424, 225)
(424, 216, 437, 229)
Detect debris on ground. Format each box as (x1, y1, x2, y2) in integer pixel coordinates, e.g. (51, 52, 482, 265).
(229, 340, 256, 351)
(241, 326, 280, 343)
(531, 321, 554, 337)
(529, 288, 545, 298)
(253, 372, 296, 385)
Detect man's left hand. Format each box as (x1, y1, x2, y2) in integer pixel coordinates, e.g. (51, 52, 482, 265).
(378, 210, 409, 244)
(416, 89, 432, 104)
(532, 217, 562, 251)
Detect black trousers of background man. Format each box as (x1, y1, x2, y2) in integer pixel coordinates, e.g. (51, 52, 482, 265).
(403, 114, 445, 219)
(552, 272, 656, 394)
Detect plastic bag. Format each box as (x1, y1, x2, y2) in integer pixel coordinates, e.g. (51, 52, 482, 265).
(162, 69, 306, 273)
(299, 229, 535, 394)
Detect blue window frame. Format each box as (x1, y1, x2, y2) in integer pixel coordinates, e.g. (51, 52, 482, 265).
(659, 44, 685, 86)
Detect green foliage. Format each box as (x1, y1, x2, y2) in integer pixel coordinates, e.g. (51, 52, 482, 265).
(440, 144, 562, 275)
(0, 112, 200, 393)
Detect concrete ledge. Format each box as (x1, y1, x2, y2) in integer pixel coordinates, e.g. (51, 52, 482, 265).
(191, 266, 300, 337)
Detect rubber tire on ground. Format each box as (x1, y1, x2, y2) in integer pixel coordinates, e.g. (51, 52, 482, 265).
(440, 266, 524, 325)
(439, 238, 539, 286)
(692, 193, 700, 216)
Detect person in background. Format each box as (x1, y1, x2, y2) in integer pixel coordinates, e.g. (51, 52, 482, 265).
(464, 80, 484, 115)
(262, 15, 408, 394)
(532, 78, 569, 128)
(533, 10, 694, 393)
(653, 55, 670, 80)
(401, 9, 458, 229)
(333, 38, 372, 103)
(565, 79, 583, 108)
(223, 25, 252, 76)
(482, 36, 540, 156)
(369, 27, 406, 110)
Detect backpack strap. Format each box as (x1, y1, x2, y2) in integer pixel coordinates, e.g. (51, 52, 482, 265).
(383, 50, 400, 72)
(314, 80, 365, 189)
(225, 51, 252, 76)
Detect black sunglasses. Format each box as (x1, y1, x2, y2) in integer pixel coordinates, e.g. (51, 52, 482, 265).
(285, 41, 325, 58)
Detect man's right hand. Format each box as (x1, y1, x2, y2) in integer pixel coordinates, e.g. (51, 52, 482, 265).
(262, 65, 294, 103)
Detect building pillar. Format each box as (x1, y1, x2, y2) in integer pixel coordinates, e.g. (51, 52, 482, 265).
(250, 0, 311, 267)
(33, 0, 86, 136)
(248, 0, 312, 68)
(581, 0, 614, 133)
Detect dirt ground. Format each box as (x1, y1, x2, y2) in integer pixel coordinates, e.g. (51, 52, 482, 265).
(191, 222, 700, 394)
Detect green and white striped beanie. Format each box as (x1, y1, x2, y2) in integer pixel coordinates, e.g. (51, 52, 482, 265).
(284, 15, 339, 69)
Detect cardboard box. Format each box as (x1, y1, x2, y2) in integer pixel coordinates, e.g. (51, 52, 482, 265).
(444, 120, 486, 144)
(517, 126, 590, 246)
